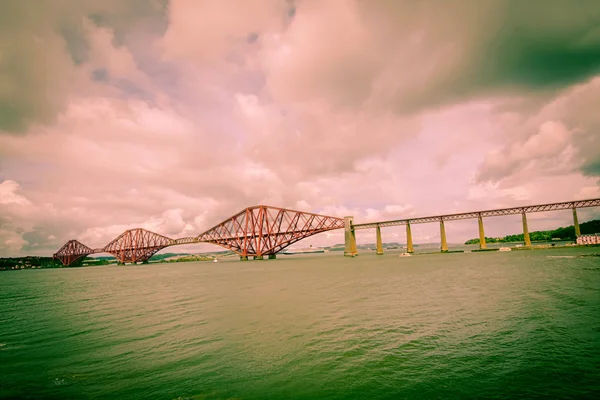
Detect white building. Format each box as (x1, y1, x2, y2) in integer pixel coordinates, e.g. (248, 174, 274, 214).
(576, 234, 600, 245)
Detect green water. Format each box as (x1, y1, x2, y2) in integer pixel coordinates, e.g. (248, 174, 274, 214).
(1, 249, 599, 399)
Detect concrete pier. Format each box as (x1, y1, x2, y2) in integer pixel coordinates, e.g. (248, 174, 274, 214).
(254, 255, 264, 260)
(344, 216, 358, 257)
(440, 219, 448, 252)
(376, 225, 383, 255)
(268, 254, 276, 260)
(478, 214, 487, 250)
(521, 211, 532, 247)
(406, 221, 414, 253)
(572, 207, 581, 237)
(240, 255, 249, 261)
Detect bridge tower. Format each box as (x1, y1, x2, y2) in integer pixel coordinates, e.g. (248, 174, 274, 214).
(344, 216, 358, 257)
(478, 213, 487, 250)
(406, 221, 414, 253)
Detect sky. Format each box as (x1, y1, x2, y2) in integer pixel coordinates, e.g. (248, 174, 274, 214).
(1, 0, 600, 257)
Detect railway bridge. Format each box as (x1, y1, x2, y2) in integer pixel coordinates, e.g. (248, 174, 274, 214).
(53, 198, 600, 266)
(344, 198, 600, 256)
(53, 206, 344, 266)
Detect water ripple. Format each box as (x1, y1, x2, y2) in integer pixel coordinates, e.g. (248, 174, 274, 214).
(1, 249, 599, 399)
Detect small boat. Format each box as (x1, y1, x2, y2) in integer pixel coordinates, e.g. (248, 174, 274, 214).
(213, 259, 219, 263)
(499, 247, 511, 252)
(399, 252, 412, 257)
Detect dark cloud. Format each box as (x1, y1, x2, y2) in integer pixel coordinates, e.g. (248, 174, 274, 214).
(0, 0, 168, 134)
(468, 1, 600, 90)
(21, 227, 54, 253)
(0, 2, 72, 132)
(260, 0, 600, 121)
(387, 0, 600, 112)
(91, 68, 109, 82)
(87, 0, 169, 45)
(247, 32, 260, 44)
(60, 23, 91, 65)
(582, 159, 600, 177)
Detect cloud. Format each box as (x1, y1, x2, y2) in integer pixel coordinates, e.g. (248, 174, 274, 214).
(1, 0, 600, 257)
(257, 1, 600, 114)
(477, 121, 578, 182)
(0, 1, 79, 132)
(161, 0, 289, 67)
(0, 180, 31, 206)
(476, 77, 600, 184)
(0, 0, 168, 133)
(234, 94, 419, 178)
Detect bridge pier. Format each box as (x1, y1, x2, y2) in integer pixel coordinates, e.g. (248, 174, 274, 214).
(572, 206, 581, 237)
(254, 255, 264, 260)
(406, 221, 414, 253)
(478, 213, 487, 250)
(344, 216, 358, 257)
(440, 219, 448, 252)
(268, 254, 276, 260)
(240, 255, 249, 261)
(522, 211, 532, 247)
(376, 225, 383, 255)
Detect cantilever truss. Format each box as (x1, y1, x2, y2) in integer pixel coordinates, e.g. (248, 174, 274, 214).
(53, 198, 600, 266)
(52, 206, 344, 266)
(196, 205, 345, 257)
(54, 240, 94, 266)
(103, 228, 175, 264)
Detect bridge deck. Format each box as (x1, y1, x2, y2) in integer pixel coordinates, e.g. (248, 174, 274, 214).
(352, 198, 600, 230)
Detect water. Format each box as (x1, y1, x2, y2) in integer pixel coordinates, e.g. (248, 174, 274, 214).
(1, 249, 599, 399)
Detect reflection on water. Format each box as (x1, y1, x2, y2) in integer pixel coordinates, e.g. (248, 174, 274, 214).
(1, 248, 599, 399)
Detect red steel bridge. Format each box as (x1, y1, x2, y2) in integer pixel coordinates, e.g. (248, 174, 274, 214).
(53, 198, 600, 266)
(53, 206, 345, 266)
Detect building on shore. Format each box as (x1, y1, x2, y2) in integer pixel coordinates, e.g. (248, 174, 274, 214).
(577, 233, 600, 245)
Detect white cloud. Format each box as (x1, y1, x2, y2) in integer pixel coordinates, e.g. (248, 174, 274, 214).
(0, 180, 31, 206)
(575, 185, 600, 199)
(467, 181, 531, 203)
(477, 120, 578, 183)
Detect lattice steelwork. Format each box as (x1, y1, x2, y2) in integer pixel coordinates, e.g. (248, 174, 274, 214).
(53, 206, 344, 266)
(103, 228, 175, 264)
(196, 205, 345, 257)
(174, 237, 200, 245)
(53, 240, 94, 266)
(353, 198, 600, 230)
(53, 198, 599, 266)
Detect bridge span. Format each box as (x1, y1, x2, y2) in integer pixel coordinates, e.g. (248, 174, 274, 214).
(53, 206, 344, 266)
(343, 198, 600, 256)
(53, 198, 600, 266)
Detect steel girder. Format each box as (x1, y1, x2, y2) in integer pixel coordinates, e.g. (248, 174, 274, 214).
(196, 205, 344, 256)
(53, 240, 94, 266)
(353, 197, 600, 230)
(51, 198, 600, 265)
(103, 228, 175, 264)
(53, 206, 344, 266)
(54, 198, 599, 263)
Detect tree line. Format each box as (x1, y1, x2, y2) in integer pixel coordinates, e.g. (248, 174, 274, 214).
(464, 219, 600, 244)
